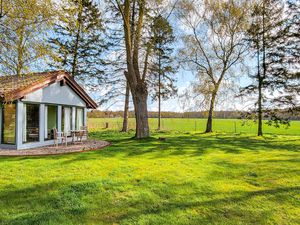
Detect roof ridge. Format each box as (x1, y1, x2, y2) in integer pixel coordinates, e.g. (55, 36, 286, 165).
(0, 70, 66, 77)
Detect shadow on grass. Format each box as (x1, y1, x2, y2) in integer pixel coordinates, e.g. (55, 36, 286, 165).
(1, 177, 299, 224)
(114, 185, 300, 223)
(0, 181, 102, 225)
(88, 131, 300, 157)
(0, 131, 298, 164)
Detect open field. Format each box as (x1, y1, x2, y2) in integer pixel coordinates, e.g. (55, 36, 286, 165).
(0, 130, 299, 224)
(88, 118, 300, 135)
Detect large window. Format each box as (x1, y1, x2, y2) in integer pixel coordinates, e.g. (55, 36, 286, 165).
(1, 103, 16, 144)
(45, 105, 57, 140)
(23, 104, 39, 143)
(62, 106, 72, 135)
(76, 108, 84, 130)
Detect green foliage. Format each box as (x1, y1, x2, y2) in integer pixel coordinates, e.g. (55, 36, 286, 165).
(148, 15, 177, 101)
(49, 0, 107, 83)
(0, 0, 55, 75)
(241, 0, 300, 130)
(0, 130, 299, 224)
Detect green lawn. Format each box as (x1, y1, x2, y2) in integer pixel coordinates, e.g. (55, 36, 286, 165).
(88, 118, 300, 135)
(0, 129, 299, 224)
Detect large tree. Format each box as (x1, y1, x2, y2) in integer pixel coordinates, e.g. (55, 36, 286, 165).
(148, 15, 177, 130)
(104, 1, 137, 133)
(240, 0, 298, 136)
(110, 0, 153, 138)
(178, 0, 248, 133)
(268, 0, 300, 115)
(49, 0, 107, 83)
(0, 0, 55, 76)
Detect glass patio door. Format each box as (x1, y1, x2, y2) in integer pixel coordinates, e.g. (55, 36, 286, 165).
(45, 105, 57, 140)
(23, 104, 40, 143)
(1, 103, 16, 144)
(76, 108, 83, 130)
(62, 107, 72, 135)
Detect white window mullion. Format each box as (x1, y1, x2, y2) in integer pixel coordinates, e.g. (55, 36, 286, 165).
(44, 106, 48, 139)
(23, 104, 27, 143)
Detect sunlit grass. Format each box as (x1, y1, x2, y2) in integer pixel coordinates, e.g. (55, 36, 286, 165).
(0, 130, 299, 224)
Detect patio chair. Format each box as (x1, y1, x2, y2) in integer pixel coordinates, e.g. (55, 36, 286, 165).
(80, 126, 88, 141)
(53, 128, 67, 147)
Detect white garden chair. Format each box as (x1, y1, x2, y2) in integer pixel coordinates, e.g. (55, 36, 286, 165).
(53, 128, 68, 147)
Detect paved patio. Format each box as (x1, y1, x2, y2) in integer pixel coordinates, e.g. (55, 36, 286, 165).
(0, 140, 110, 156)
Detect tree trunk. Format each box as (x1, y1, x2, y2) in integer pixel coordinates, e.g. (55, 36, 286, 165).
(257, 77, 263, 136)
(131, 83, 150, 138)
(258, 2, 266, 137)
(257, 45, 263, 136)
(205, 92, 217, 133)
(121, 0, 149, 138)
(121, 81, 130, 132)
(71, 7, 82, 77)
(158, 57, 161, 130)
(158, 89, 161, 130)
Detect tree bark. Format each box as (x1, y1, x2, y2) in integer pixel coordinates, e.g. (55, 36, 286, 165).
(257, 76, 263, 136)
(120, 0, 150, 138)
(205, 92, 217, 133)
(158, 52, 161, 130)
(121, 81, 130, 132)
(257, 33, 263, 136)
(158, 84, 161, 130)
(71, 5, 82, 77)
(258, 2, 266, 137)
(131, 83, 149, 138)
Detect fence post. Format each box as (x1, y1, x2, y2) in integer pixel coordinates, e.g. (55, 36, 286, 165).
(234, 121, 237, 133)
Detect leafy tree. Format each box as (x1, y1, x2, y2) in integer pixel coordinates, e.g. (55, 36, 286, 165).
(49, 0, 107, 83)
(240, 0, 297, 136)
(178, 0, 249, 133)
(268, 0, 300, 115)
(110, 0, 153, 138)
(104, 1, 136, 133)
(0, 0, 55, 76)
(148, 15, 177, 130)
(108, 0, 179, 137)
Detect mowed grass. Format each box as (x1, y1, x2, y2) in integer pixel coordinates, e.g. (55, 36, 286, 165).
(88, 118, 300, 135)
(0, 129, 299, 224)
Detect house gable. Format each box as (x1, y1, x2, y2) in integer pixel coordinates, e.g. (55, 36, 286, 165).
(23, 81, 86, 107)
(0, 71, 97, 109)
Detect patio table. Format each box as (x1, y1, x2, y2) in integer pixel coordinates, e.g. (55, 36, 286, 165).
(70, 130, 85, 143)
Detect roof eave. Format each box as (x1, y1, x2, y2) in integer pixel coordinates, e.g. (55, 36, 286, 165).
(63, 73, 98, 109)
(0, 71, 98, 109)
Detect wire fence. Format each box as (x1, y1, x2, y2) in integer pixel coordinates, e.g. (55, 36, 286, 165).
(88, 118, 300, 136)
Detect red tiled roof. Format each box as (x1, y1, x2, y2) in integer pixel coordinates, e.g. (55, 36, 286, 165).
(0, 71, 97, 109)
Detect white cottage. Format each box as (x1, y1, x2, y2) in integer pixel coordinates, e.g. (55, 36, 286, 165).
(0, 71, 97, 150)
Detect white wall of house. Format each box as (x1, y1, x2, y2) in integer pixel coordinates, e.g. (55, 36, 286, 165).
(0, 81, 90, 150)
(24, 81, 86, 107)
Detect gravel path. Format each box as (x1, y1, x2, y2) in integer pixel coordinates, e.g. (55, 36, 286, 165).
(0, 140, 111, 156)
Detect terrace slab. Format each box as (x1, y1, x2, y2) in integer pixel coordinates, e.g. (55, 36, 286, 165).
(0, 140, 110, 156)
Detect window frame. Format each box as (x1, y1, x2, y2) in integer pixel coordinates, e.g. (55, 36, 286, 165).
(75, 107, 84, 130)
(23, 103, 40, 144)
(44, 105, 58, 141)
(1, 103, 16, 145)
